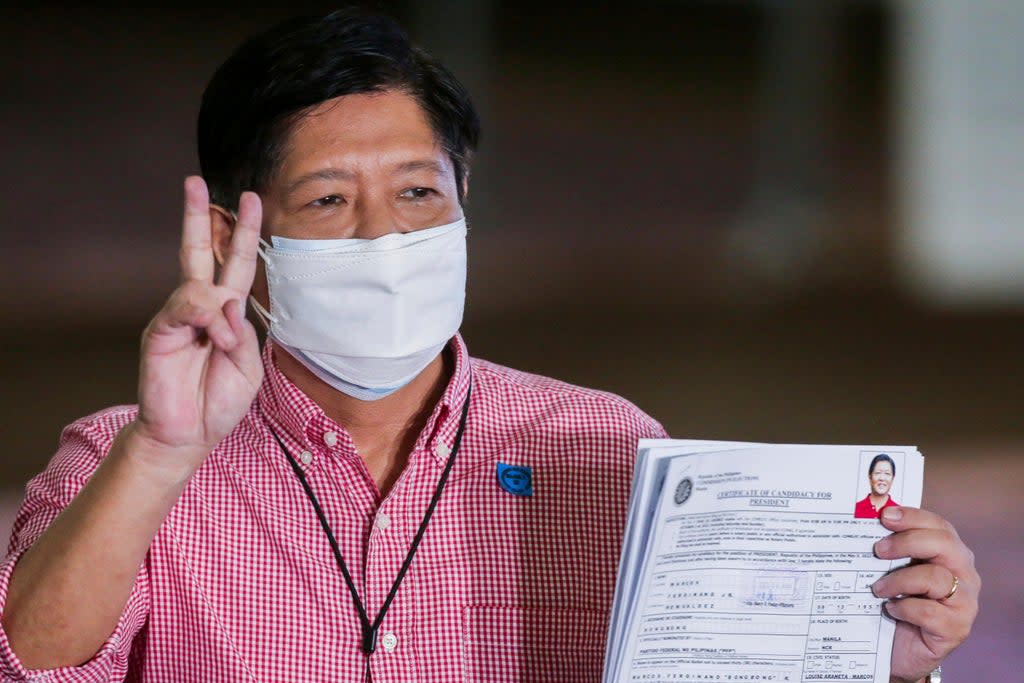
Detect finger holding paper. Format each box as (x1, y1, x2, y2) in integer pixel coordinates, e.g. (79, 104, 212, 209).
(872, 506, 980, 683)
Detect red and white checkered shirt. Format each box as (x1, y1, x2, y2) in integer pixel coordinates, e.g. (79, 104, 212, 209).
(0, 335, 666, 682)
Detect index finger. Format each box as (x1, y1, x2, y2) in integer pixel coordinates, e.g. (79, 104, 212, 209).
(219, 190, 262, 294)
(179, 176, 215, 282)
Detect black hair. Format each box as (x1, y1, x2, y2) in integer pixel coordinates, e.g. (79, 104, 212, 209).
(868, 453, 896, 479)
(197, 7, 480, 210)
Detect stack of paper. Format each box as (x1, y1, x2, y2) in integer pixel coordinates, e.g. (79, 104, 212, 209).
(603, 440, 923, 683)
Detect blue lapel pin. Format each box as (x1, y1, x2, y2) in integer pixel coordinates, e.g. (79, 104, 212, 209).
(496, 462, 533, 497)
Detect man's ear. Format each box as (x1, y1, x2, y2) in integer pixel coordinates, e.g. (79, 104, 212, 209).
(209, 204, 237, 268)
(460, 174, 470, 204)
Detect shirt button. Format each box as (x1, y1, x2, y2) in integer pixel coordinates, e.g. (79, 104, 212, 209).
(435, 442, 451, 458)
(299, 450, 313, 465)
(375, 512, 391, 530)
(323, 431, 338, 447)
(380, 632, 398, 652)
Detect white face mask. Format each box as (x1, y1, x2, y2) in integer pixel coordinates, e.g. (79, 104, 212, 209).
(251, 218, 467, 401)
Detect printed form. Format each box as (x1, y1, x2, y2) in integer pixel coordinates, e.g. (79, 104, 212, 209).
(604, 440, 923, 683)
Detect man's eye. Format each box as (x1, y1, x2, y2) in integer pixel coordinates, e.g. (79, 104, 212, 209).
(310, 195, 344, 207)
(401, 187, 435, 200)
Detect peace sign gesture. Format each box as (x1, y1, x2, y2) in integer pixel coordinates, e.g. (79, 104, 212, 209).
(133, 176, 264, 466)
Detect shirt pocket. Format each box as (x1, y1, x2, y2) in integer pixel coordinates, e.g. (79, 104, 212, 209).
(462, 605, 608, 682)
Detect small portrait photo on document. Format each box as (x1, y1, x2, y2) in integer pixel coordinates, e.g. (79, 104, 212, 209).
(854, 452, 901, 518)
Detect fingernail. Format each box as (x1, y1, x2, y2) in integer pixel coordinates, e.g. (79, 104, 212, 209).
(882, 507, 902, 521)
(870, 578, 886, 597)
(874, 538, 890, 556)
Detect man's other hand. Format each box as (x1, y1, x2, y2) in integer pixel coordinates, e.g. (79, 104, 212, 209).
(134, 176, 264, 468)
(870, 506, 980, 683)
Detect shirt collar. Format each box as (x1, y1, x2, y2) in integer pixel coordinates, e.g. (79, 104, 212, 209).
(412, 333, 473, 468)
(253, 334, 472, 470)
(256, 340, 329, 453)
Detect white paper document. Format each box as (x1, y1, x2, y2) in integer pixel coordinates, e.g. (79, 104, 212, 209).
(604, 440, 923, 683)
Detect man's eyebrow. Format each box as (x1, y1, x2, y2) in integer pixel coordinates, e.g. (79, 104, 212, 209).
(391, 159, 446, 175)
(285, 160, 445, 195)
(285, 168, 357, 195)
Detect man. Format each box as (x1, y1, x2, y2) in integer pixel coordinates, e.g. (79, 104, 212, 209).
(856, 453, 900, 519)
(0, 9, 978, 682)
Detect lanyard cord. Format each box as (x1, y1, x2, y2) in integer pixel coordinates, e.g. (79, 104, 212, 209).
(269, 382, 471, 656)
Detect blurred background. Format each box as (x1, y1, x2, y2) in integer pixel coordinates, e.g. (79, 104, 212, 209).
(1, 0, 1020, 679)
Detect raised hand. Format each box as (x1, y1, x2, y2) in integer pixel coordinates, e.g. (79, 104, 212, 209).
(871, 507, 980, 683)
(134, 176, 264, 463)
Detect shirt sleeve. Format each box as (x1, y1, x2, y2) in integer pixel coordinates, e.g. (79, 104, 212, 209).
(0, 409, 150, 682)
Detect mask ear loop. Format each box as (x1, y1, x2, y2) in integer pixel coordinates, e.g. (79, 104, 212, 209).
(248, 297, 275, 331)
(249, 239, 277, 332)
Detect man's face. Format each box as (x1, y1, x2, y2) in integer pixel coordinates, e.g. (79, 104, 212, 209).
(869, 461, 894, 496)
(249, 89, 463, 307)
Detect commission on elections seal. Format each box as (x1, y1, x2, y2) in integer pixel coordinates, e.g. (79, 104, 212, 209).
(674, 477, 693, 505)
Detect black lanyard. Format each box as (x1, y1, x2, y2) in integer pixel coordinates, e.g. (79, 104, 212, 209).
(268, 383, 471, 656)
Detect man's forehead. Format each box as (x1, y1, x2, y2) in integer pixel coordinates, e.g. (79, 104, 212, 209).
(276, 91, 452, 177)
(290, 91, 433, 143)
